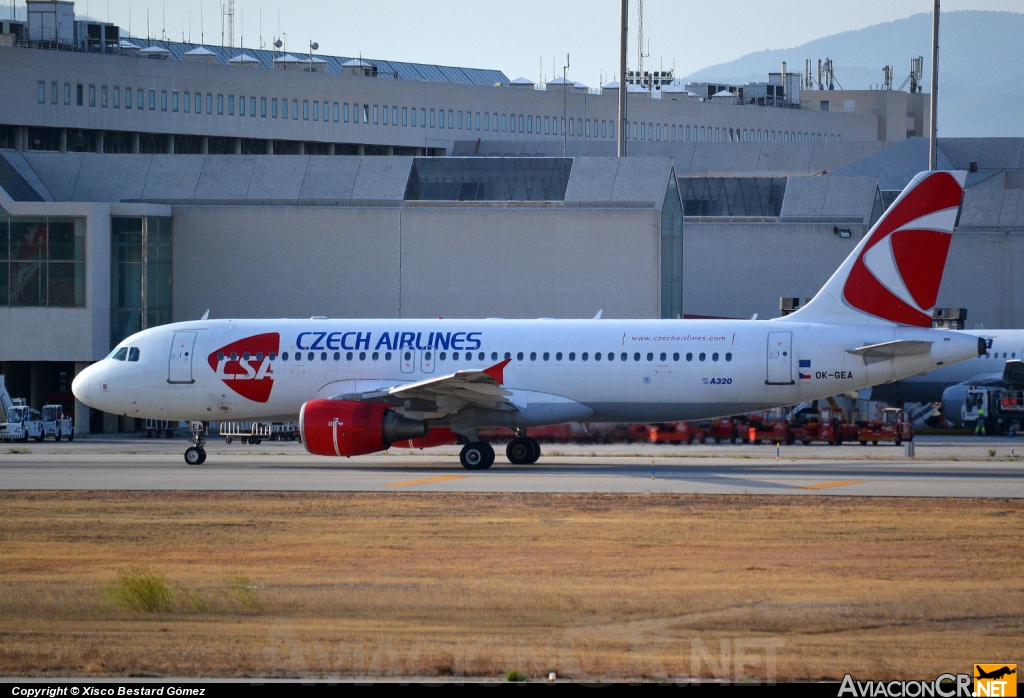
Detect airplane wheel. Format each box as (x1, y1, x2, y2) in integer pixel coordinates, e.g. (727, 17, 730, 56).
(506, 438, 534, 465)
(460, 442, 494, 470)
(525, 437, 541, 464)
(184, 447, 206, 465)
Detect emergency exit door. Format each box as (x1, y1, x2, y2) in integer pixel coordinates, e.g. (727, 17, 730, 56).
(766, 332, 794, 385)
(168, 332, 197, 384)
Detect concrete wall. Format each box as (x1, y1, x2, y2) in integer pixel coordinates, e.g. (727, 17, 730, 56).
(1, 45, 881, 152)
(171, 203, 661, 322)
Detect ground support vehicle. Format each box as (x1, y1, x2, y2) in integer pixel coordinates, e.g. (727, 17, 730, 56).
(0, 377, 44, 442)
(962, 387, 1024, 436)
(746, 416, 796, 445)
(856, 407, 913, 445)
(221, 421, 272, 445)
(40, 405, 74, 441)
(144, 419, 179, 438)
(269, 422, 300, 441)
(792, 406, 857, 445)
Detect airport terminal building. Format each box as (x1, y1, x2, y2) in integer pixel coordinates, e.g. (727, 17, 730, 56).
(1, 3, 1023, 433)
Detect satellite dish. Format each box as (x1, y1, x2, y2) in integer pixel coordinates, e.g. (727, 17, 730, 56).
(273, 39, 282, 48)
(310, 41, 319, 50)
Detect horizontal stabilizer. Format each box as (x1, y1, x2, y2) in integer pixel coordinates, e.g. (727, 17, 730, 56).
(846, 340, 932, 365)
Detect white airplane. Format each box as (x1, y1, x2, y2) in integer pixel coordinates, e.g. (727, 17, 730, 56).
(73, 170, 985, 468)
(869, 330, 1024, 412)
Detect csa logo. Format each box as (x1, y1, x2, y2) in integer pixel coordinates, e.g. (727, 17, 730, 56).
(974, 665, 1017, 697)
(207, 333, 279, 403)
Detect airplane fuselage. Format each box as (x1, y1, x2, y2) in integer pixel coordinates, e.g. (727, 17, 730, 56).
(75, 317, 983, 427)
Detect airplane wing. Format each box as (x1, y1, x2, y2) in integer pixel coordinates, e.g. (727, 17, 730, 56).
(846, 340, 932, 365)
(329, 359, 515, 414)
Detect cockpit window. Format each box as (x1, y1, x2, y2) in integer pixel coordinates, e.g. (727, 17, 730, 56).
(111, 347, 128, 361)
(128, 347, 140, 362)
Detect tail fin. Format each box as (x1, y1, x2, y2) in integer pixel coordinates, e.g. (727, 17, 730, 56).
(786, 170, 966, 327)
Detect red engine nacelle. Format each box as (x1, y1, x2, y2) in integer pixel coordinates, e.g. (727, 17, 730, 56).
(299, 400, 427, 457)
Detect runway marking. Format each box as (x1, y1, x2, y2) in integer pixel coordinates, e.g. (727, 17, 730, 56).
(386, 475, 469, 487)
(796, 479, 865, 490)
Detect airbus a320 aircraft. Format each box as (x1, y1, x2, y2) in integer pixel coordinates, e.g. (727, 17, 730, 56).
(73, 170, 985, 469)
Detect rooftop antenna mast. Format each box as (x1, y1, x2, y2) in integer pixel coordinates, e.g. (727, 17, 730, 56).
(617, 0, 627, 157)
(929, 0, 939, 170)
(225, 0, 233, 48)
(637, 0, 649, 89)
(563, 53, 569, 157)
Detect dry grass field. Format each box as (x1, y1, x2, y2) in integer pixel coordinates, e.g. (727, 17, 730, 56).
(0, 491, 1021, 681)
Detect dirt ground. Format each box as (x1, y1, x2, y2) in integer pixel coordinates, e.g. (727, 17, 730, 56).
(0, 491, 1021, 681)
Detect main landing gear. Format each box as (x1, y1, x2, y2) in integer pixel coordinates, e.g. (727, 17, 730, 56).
(460, 441, 495, 470)
(458, 435, 542, 470)
(506, 436, 541, 465)
(184, 421, 208, 465)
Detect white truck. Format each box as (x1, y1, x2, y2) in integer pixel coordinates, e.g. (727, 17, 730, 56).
(40, 404, 75, 441)
(0, 377, 45, 442)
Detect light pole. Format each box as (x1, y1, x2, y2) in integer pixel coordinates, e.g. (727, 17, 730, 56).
(617, 0, 627, 157)
(928, 0, 939, 170)
(309, 40, 319, 72)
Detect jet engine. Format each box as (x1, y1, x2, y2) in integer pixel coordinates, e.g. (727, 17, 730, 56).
(299, 400, 427, 457)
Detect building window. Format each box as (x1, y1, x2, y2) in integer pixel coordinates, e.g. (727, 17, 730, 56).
(293, 100, 299, 120)
(448, 110, 453, 129)
(1, 216, 87, 308)
(194, 92, 201, 112)
(110, 217, 172, 348)
(50, 81, 57, 104)
(430, 109, 436, 127)
(228, 95, 234, 115)
(457, 111, 462, 129)
(272, 98, 278, 118)
(312, 101, 318, 121)
(475, 112, 480, 130)
(420, 108, 426, 127)
(183, 92, 190, 113)
(217, 94, 224, 115)
(303, 100, 309, 120)
(101, 85, 108, 108)
(382, 104, 388, 125)
(238, 95, 244, 116)
(343, 103, 349, 122)
(161, 90, 167, 111)
(64, 83, 71, 105)
(373, 104, 378, 124)
(609, 121, 615, 139)
(172, 91, 179, 112)
(113, 86, 120, 108)
(411, 108, 416, 127)
(392, 106, 398, 125)
(206, 93, 212, 114)
(251, 97, 257, 117)
(149, 89, 155, 111)
(262, 97, 268, 118)
(402, 107, 408, 126)
(38, 81, 45, 103)
(89, 85, 96, 107)
(333, 102, 339, 122)
(124, 86, 131, 108)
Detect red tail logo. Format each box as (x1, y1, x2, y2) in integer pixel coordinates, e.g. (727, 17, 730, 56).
(842, 171, 964, 327)
(207, 333, 280, 403)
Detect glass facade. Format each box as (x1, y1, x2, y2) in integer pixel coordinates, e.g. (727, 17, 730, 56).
(111, 216, 172, 348)
(404, 157, 573, 202)
(661, 177, 684, 320)
(678, 177, 787, 217)
(0, 213, 85, 308)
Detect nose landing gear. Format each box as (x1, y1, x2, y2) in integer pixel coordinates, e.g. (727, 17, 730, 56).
(184, 421, 208, 465)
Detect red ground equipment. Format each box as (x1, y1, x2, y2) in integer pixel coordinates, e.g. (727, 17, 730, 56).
(856, 407, 913, 445)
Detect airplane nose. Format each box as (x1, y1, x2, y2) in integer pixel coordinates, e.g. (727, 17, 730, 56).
(72, 366, 93, 404)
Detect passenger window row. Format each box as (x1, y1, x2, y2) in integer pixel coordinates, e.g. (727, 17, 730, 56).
(238, 349, 734, 364)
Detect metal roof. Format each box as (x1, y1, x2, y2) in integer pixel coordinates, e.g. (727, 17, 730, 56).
(126, 38, 509, 87)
